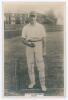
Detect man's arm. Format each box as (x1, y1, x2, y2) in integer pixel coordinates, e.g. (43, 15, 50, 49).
(42, 37, 46, 57)
(21, 37, 28, 45)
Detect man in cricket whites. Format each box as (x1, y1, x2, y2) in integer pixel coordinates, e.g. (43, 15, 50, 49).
(22, 11, 47, 91)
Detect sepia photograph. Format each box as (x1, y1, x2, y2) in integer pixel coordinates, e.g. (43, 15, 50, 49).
(3, 2, 65, 96)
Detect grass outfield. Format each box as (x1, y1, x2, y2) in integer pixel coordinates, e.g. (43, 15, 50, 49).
(4, 30, 64, 96)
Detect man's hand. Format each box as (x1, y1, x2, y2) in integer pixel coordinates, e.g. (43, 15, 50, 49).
(27, 41, 35, 47)
(22, 38, 35, 47)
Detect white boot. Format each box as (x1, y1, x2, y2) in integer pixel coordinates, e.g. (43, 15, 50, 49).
(41, 85, 47, 91)
(28, 83, 35, 88)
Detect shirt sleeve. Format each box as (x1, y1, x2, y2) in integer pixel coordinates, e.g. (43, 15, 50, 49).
(22, 26, 27, 38)
(41, 25, 46, 38)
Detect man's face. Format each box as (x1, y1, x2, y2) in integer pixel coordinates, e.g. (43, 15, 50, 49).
(29, 15, 37, 25)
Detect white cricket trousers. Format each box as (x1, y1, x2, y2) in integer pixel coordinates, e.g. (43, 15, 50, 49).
(26, 41, 45, 87)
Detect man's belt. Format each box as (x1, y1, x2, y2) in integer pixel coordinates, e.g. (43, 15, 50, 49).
(28, 39, 42, 42)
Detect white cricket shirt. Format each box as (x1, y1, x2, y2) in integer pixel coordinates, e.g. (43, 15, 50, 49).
(22, 22, 46, 40)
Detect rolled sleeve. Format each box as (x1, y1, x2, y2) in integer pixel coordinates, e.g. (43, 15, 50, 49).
(41, 26, 46, 38)
(22, 27, 27, 38)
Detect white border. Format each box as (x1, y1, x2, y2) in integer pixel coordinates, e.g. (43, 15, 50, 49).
(0, 0, 3, 97)
(0, 0, 67, 100)
(2, 0, 66, 2)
